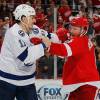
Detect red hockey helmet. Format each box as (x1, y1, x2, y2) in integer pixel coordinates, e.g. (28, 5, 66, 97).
(56, 28, 70, 42)
(70, 17, 89, 28)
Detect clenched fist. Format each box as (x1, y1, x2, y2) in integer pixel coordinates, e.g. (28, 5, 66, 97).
(41, 36, 51, 48)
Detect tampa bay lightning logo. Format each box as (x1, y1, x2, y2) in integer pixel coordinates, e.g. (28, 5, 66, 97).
(18, 30, 25, 37)
(32, 28, 39, 34)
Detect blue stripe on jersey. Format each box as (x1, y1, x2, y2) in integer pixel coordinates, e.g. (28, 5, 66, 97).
(17, 47, 28, 61)
(0, 70, 36, 80)
(24, 63, 34, 66)
(41, 43, 46, 48)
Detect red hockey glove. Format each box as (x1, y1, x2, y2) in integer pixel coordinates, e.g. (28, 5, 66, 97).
(30, 37, 42, 45)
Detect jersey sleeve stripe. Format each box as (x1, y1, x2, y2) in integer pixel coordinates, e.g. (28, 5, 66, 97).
(63, 43, 72, 57)
(17, 47, 28, 61)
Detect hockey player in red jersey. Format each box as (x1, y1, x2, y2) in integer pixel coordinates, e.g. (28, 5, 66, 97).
(42, 17, 100, 100)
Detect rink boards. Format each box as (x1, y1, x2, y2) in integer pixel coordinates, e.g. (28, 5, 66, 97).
(35, 79, 100, 100)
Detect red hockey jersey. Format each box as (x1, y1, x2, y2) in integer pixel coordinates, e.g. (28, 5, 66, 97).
(49, 35, 100, 92)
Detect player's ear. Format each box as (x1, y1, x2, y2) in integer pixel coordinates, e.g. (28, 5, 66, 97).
(21, 15, 26, 22)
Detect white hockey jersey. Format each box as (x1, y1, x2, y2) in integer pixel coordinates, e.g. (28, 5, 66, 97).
(0, 23, 44, 86)
(40, 29, 60, 43)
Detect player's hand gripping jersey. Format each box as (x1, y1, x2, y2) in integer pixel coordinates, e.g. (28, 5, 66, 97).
(41, 29, 60, 43)
(0, 23, 45, 86)
(30, 25, 42, 45)
(30, 25, 60, 45)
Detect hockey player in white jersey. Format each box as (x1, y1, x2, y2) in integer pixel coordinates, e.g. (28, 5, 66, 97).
(0, 4, 46, 100)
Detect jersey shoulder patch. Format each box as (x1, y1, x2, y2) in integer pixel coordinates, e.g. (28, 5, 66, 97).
(32, 28, 39, 34)
(18, 30, 25, 37)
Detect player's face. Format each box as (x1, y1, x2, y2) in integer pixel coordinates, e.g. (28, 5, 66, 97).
(69, 25, 81, 36)
(26, 15, 36, 29)
(21, 15, 36, 32)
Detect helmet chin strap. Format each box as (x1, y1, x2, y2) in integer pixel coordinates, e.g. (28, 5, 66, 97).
(80, 27, 88, 37)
